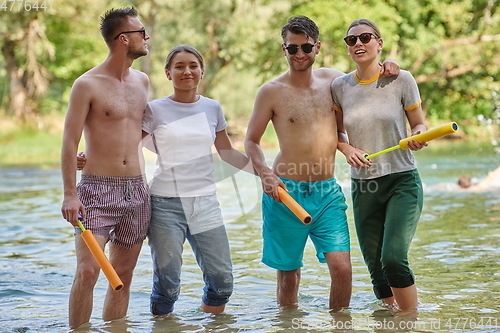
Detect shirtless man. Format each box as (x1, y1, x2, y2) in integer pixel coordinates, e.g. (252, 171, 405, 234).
(244, 16, 399, 311)
(60, 7, 151, 329)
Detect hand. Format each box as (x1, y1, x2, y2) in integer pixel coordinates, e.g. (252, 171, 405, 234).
(407, 139, 428, 150)
(61, 195, 86, 226)
(76, 152, 86, 170)
(260, 170, 286, 202)
(379, 59, 400, 77)
(343, 146, 372, 168)
(407, 130, 428, 151)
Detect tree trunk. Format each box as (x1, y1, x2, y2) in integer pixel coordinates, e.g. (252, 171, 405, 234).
(1, 39, 31, 120)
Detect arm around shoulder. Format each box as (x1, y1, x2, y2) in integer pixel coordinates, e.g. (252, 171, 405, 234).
(315, 67, 345, 82)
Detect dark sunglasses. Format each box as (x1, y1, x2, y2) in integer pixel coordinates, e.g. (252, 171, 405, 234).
(284, 42, 316, 55)
(343, 33, 377, 46)
(113, 29, 147, 40)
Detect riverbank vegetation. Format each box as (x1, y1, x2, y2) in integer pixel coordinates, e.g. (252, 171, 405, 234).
(1, 0, 499, 166)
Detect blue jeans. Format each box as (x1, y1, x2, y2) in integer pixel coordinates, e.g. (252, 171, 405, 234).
(148, 194, 233, 315)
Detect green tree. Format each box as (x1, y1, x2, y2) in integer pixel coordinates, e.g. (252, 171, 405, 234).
(1, 0, 499, 137)
(0, 1, 108, 123)
(0, 9, 54, 121)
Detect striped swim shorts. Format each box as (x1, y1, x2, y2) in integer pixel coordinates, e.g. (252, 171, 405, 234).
(76, 174, 151, 249)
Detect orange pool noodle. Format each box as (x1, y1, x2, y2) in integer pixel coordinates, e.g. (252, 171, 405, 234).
(78, 221, 124, 291)
(277, 187, 312, 225)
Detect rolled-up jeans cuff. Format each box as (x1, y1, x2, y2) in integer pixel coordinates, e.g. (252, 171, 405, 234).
(150, 299, 174, 316)
(202, 293, 231, 307)
(387, 272, 415, 289)
(374, 285, 393, 299)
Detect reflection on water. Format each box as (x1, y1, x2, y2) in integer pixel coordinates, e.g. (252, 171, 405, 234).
(0, 141, 499, 332)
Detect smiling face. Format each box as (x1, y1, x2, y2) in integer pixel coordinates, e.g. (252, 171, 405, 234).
(282, 31, 320, 72)
(166, 51, 204, 92)
(346, 24, 383, 65)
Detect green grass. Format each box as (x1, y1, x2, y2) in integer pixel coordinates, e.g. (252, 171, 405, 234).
(2, 115, 493, 168)
(0, 114, 279, 168)
(262, 123, 278, 146)
(0, 128, 64, 167)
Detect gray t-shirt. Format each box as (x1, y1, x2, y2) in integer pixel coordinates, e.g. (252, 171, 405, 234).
(331, 70, 421, 179)
(142, 95, 228, 197)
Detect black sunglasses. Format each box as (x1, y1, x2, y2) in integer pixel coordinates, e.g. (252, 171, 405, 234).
(284, 42, 316, 55)
(343, 33, 377, 46)
(113, 29, 147, 40)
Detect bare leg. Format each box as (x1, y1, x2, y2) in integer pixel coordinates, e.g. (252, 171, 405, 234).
(201, 303, 225, 314)
(391, 284, 418, 310)
(69, 234, 106, 329)
(325, 251, 352, 312)
(277, 268, 300, 307)
(102, 242, 142, 322)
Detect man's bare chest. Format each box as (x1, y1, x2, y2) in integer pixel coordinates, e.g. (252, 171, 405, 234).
(276, 87, 333, 123)
(91, 87, 147, 120)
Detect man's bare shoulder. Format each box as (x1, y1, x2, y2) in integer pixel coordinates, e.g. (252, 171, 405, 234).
(129, 68, 150, 86)
(71, 69, 100, 92)
(313, 67, 345, 81)
(259, 73, 288, 94)
(262, 72, 291, 89)
(74, 66, 148, 85)
(73, 65, 108, 86)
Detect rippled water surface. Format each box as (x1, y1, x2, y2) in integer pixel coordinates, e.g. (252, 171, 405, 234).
(1, 141, 499, 332)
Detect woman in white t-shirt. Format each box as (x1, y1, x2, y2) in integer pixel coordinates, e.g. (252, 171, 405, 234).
(142, 45, 251, 316)
(331, 19, 428, 314)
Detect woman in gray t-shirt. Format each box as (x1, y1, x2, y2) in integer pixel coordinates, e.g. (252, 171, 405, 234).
(331, 19, 428, 314)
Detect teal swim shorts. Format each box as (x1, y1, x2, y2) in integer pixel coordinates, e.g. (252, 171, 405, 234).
(262, 177, 349, 271)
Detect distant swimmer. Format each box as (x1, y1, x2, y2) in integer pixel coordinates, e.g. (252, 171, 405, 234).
(458, 166, 500, 192)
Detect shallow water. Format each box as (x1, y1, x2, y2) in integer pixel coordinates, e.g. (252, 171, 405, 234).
(1, 141, 499, 332)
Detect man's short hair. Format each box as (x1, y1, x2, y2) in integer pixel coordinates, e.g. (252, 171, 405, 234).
(281, 16, 319, 42)
(100, 7, 138, 45)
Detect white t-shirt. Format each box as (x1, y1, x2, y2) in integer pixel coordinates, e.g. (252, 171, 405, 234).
(142, 95, 228, 197)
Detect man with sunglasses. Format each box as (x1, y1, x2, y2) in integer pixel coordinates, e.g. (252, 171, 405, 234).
(245, 15, 399, 311)
(61, 7, 151, 329)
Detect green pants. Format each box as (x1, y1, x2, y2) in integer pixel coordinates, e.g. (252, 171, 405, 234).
(351, 169, 423, 299)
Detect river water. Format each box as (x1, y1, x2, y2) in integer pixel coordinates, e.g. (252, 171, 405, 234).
(0, 141, 499, 332)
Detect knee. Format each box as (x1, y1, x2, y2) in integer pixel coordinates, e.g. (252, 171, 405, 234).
(277, 269, 300, 289)
(113, 266, 134, 285)
(75, 264, 100, 287)
(329, 256, 352, 280)
(338, 259, 352, 275)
